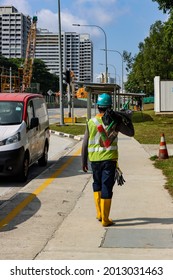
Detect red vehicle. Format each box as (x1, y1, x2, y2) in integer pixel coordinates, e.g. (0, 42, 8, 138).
(0, 93, 50, 181)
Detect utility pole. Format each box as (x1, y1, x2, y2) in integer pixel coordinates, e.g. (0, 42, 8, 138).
(10, 67, 12, 93)
(58, 0, 64, 125)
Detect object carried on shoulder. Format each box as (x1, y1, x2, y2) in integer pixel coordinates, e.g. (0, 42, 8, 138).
(102, 108, 135, 137)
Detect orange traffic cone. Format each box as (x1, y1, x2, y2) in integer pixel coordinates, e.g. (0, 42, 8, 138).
(158, 133, 169, 159)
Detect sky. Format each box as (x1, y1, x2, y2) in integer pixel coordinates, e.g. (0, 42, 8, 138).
(0, 0, 168, 83)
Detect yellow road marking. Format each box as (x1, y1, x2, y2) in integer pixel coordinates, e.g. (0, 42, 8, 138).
(0, 148, 81, 230)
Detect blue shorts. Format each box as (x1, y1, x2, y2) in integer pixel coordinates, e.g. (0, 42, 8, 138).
(91, 160, 116, 199)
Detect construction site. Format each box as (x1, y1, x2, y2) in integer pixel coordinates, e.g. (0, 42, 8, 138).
(0, 16, 38, 94)
(0, 13, 146, 118)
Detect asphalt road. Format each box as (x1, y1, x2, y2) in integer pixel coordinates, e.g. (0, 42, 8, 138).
(0, 126, 78, 203)
(0, 108, 83, 200)
(48, 107, 95, 124)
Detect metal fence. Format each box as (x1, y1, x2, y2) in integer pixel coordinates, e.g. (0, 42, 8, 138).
(44, 95, 59, 108)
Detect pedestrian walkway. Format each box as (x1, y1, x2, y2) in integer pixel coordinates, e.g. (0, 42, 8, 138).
(0, 134, 173, 260)
(36, 134, 173, 260)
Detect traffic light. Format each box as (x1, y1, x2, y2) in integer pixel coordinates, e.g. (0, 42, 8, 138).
(65, 70, 71, 84)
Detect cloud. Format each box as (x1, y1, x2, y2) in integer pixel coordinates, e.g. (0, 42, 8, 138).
(73, 0, 127, 26)
(76, 0, 117, 5)
(36, 9, 57, 32)
(0, 0, 127, 37)
(36, 9, 87, 33)
(0, 0, 85, 33)
(0, 0, 31, 15)
(84, 6, 114, 25)
(61, 11, 87, 32)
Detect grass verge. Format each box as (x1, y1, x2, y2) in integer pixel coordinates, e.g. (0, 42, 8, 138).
(151, 156, 173, 197)
(133, 110, 173, 197)
(132, 110, 173, 144)
(50, 122, 86, 136)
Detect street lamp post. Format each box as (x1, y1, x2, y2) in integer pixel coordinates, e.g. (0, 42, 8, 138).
(108, 64, 117, 110)
(109, 64, 116, 84)
(58, 0, 64, 125)
(101, 49, 124, 110)
(99, 63, 118, 110)
(101, 49, 124, 93)
(73, 23, 108, 83)
(115, 73, 121, 86)
(99, 63, 117, 84)
(108, 49, 124, 94)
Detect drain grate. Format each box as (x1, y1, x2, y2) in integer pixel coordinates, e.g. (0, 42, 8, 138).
(102, 229, 173, 248)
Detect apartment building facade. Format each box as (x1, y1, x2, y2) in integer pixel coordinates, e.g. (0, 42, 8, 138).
(35, 29, 59, 75)
(0, 6, 93, 83)
(35, 29, 93, 82)
(79, 33, 93, 82)
(0, 6, 31, 58)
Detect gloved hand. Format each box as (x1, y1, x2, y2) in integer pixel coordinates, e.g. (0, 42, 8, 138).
(102, 109, 122, 127)
(103, 109, 134, 137)
(83, 164, 88, 172)
(115, 167, 126, 186)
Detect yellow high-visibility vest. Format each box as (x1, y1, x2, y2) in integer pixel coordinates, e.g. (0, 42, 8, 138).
(88, 116, 118, 162)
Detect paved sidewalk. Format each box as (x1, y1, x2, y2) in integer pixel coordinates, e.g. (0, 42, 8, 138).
(36, 135, 173, 260)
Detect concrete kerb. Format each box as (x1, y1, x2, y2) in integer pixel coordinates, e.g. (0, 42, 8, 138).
(50, 130, 83, 141)
(50, 126, 173, 159)
(50, 128, 173, 157)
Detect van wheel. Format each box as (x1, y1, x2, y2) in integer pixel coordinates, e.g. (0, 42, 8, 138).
(18, 155, 29, 182)
(38, 144, 48, 167)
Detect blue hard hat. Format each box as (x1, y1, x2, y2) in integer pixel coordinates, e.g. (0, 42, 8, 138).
(97, 93, 112, 107)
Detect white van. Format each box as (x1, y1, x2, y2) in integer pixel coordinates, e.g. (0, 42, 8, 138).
(0, 93, 50, 181)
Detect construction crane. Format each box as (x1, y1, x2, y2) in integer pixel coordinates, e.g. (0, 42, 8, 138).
(22, 16, 37, 92)
(0, 67, 20, 93)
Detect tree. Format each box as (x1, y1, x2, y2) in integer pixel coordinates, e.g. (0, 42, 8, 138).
(0, 56, 21, 91)
(152, 0, 173, 13)
(0, 56, 19, 74)
(125, 13, 173, 95)
(0, 56, 60, 94)
(123, 51, 135, 73)
(32, 59, 59, 94)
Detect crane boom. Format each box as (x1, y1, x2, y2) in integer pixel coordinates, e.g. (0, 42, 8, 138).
(22, 16, 37, 92)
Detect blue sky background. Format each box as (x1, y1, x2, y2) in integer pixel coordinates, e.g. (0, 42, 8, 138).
(0, 0, 168, 82)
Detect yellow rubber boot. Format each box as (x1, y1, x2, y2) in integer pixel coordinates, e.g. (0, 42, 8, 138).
(93, 191, 102, 221)
(101, 198, 114, 227)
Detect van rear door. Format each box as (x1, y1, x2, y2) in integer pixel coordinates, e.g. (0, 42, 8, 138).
(26, 99, 39, 163)
(32, 97, 49, 158)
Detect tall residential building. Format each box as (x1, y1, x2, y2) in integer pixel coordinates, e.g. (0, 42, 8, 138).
(0, 6, 31, 58)
(35, 29, 93, 82)
(79, 34, 93, 82)
(35, 29, 59, 75)
(0, 6, 93, 82)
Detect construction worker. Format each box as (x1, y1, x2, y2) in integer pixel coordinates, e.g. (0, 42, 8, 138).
(81, 93, 134, 227)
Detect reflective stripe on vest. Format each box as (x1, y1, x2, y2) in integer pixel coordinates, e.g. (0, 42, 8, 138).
(88, 117, 118, 162)
(88, 145, 117, 153)
(88, 117, 102, 145)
